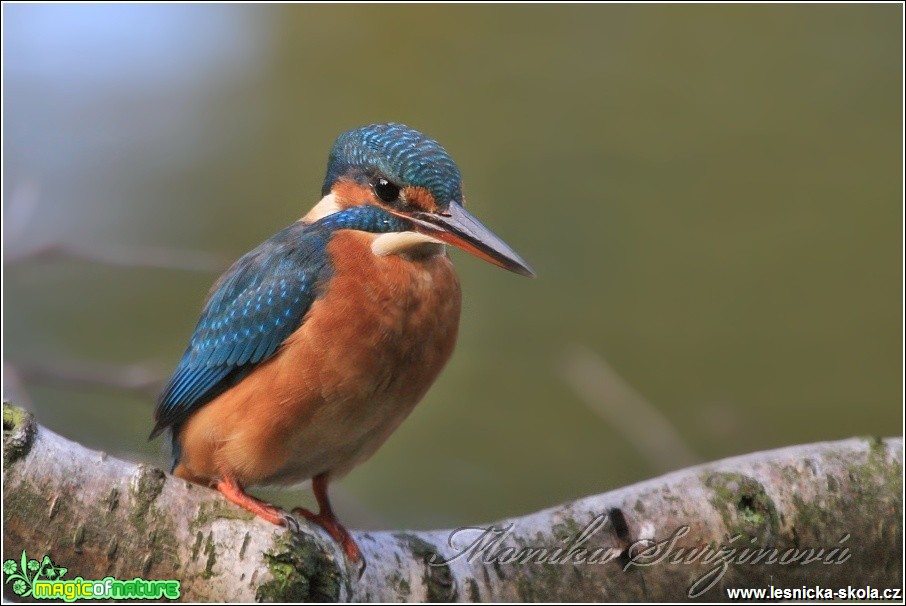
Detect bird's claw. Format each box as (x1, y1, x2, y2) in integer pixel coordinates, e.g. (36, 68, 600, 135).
(353, 553, 367, 579)
(279, 511, 301, 535)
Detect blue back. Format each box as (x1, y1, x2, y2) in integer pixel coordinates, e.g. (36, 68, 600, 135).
(151, 206, 409, 438)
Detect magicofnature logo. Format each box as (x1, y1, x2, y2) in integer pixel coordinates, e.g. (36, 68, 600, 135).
(3, 550, 180, 601)
(3, 550, 67, 598)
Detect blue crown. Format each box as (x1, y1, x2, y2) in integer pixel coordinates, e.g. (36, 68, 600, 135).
(322, 123, 463, 208)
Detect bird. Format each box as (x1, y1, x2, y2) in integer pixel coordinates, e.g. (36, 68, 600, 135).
(150, 122, 534, 572)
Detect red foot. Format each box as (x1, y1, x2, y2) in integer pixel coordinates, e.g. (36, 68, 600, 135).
(216, 473, 364, 575)
(216, 476, 292, 528)
(292, 473, 365, 574)
(292, 506, 362, 564)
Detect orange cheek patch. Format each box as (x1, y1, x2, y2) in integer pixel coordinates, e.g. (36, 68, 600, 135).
(332, 180, 377, 206)
(402, 186, 438, 212)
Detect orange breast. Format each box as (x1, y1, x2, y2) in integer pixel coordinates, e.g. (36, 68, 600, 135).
(173, 231, 462, 487)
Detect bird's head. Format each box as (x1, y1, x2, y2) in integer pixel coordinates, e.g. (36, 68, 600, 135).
(308, 123, 534, 277)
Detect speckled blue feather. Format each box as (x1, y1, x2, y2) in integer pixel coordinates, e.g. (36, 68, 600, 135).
(151, 206, 410, 438)
(322, 123, 463, 207)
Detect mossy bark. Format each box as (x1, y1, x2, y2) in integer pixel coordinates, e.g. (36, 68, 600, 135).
(3, 402, 902, 602)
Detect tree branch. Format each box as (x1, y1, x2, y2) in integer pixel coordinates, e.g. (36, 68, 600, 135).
(3, 242, 229, 274)
(2, 402, 902, 602)
(8, 362, 164, 398)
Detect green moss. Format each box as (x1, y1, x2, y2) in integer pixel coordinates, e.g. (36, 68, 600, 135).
(662, 490, 681, 504)
(202, 531, 217, 579)
(3, 402, 37, 468)
(551, 516, 584, 540)
(517, 576, 537, 601)
(128, 465, 166, 533)
(191, 531, 204, 561)
(792, 440, 900, 552)
(737, 503, 764, 526)
(866, 435, 885, 454)
(394, 533, 456, 602)
(190, 498, 254, 533)
(703, 472, 779, 542)
(2, 475, 62, 528)
(515, 559, 569, 602)
(147, 516, 182, 574)
(826, 438, 902, 507)
(123, 464, 182, 575)
(257, 531, 342, 602)
(102, 487, 120, 513)
(466, 578, 480, 602)
(847, 438, 901, 510)
(398, 575, 411, 597)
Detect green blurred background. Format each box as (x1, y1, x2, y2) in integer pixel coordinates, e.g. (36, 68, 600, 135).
(3, 4, 901, 530)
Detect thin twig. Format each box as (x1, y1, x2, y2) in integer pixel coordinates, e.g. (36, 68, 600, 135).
(1, 364, 33, 408)
(559, 344, 700, 472)
(3, 183, 219, 414)
(3, 180, 41, 240)
(4, 242, 229, 273)
(11, 360, 164, 398)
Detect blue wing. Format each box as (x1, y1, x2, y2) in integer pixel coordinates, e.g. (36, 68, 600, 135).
(151, 220, 333, 438)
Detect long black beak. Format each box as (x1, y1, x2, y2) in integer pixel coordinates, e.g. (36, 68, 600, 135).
(397, 201, 535, 277)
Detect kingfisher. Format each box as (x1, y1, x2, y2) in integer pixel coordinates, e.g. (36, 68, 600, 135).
(150, 123, 533, 571)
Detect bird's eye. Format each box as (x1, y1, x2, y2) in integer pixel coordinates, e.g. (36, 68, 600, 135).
(372, 177, 401, 203)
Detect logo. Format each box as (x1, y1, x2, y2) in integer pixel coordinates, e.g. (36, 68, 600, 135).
(3, 550, 180, 601)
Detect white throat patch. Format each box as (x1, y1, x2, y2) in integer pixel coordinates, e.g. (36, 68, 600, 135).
(371, 231, 445, 258)
(302, 193, 341, 223)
